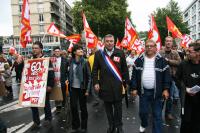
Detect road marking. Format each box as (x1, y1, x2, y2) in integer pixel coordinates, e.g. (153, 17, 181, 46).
(0, 100, 18, 111)
(16, 107, 56, 133)
(7, 123, 25, 133)
(0, 104, 23, 113)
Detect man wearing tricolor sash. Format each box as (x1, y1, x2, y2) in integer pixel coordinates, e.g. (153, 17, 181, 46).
(93, 34, 129, 133)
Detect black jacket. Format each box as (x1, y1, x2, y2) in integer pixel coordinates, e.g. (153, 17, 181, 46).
(130, 53, 171, 98)
(176, 60, 200, 122)
(60, 57, 69, 85)
(93, 48, 129, 102)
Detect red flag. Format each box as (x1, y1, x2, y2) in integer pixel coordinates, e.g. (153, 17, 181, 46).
(120, 17, 144, 53)
(20, 0, 31, 48)
(96, 40, 104, 50)
(121, 17, 138, 49)
(180, 34, 193, 48)
(65, 34, 81, 44)
(82, 12, 98, 48)
(129, 39, 145, 54)
(148, 15, 162, 50)
(166, 16, 182, 38)
(47, 22, 66, 38)
(115, 38, 122, 49)
(68, 42, 74, 52)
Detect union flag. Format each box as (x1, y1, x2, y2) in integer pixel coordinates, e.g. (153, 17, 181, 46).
(148, 15, 162, 50)
(166, 16, 182, 38)
(82, 12, 98, 48)
(65, 34, 81, 44)
(20, 0, 32, 48)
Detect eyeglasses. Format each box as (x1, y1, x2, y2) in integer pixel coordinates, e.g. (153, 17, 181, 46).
(145, 45, 156, 48)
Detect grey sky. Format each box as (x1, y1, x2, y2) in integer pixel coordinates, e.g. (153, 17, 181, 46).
(0, 0, 192, 36)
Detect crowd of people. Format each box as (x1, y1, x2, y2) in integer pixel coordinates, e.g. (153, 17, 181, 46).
(0, 34, 200, 133)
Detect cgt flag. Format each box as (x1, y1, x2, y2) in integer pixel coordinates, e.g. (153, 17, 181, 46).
(148, 15, 162, 50)
(166, 16, 182, 38)
(180, 34, 193, 48)
(65, 34, 81, 44)
(121, 17, 138, 49)
(20, 0, 32, 48)
(82, 12, 98, 48)
(115, 38, 122, 50)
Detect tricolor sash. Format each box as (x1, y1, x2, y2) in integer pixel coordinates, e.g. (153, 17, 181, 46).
(100, 50, 122, 82)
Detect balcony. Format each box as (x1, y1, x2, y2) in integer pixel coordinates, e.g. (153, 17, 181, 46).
(50, 0, 60, 7)
(50, 8, 60, 17)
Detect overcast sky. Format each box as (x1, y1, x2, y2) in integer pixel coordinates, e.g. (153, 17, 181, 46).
(0, 0, 192, 36)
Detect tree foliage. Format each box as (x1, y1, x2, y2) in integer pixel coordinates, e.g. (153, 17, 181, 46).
(71, 0, 131, 40)
(153, 0, 190, 44)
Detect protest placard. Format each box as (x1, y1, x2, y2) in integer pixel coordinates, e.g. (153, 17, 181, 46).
(19, 58, 49, 107)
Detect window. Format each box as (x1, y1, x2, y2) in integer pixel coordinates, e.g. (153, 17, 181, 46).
(192, 15, 196, 24)
(198, 12, 200, 20)
(198, 0, 200, 9)
(198, 23, 200, 31)
(39, 25, 44, 32)
(19, 5, 22, 12)
(194, 25, 196, 32)
(184, 12, 188, 19)
(192, 35, 196, 40)
(39, 14, 44, 22)
(192, 4, 196, 15)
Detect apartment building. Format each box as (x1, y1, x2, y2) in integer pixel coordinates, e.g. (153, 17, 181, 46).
(183, 0, 200, 40)
(8, 0, 73, 55)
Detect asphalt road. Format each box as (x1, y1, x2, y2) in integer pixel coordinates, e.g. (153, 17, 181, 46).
(0, 78, 181, 133)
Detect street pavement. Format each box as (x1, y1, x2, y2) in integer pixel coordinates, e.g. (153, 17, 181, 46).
(0, 78, 181, 133)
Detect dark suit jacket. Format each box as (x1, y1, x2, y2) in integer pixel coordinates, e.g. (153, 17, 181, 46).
(93, 48, 129, 102)
(60, 57, 69, 86)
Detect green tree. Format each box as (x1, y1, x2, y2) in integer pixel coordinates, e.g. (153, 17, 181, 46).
(153, 0, 190, 44)
(71, 0, 131, 40)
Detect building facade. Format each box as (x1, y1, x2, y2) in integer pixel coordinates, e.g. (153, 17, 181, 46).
(183, 0, 200, 40)
(9, 0, 73, 56)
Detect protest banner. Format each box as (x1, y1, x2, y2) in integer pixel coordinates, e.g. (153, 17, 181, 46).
(19, 58, 49, 107)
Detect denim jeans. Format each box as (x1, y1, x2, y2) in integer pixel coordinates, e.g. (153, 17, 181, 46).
(139, 89, 163, 133)
(165, 81, 179, 115)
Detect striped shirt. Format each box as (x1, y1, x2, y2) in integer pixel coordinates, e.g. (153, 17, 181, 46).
(142, 56, 155, 89)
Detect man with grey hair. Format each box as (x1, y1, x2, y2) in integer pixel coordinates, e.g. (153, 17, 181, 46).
(93, 34, 129, 133)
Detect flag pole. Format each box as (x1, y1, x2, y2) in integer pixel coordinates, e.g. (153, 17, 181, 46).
(168, 30, 170, 36)
(41, 32, 47, 43)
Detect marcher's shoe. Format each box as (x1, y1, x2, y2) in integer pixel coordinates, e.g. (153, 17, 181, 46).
(107, 126, 114, 133)
(92, 102, 100, 107)
(42, 120, 52, 127)
(70, 128, 79, 133)
(80, 128, 87, 133)
(165, 114, 174, 120)
(173, 99, 179, 105)
(55, 108, 62, 114)
(114, 127, 124, 133)
(30, 123, 40, 131)
(139, 125, 145, 133)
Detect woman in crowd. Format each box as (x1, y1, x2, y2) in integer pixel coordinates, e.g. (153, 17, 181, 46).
(68, 45, 91, 133)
